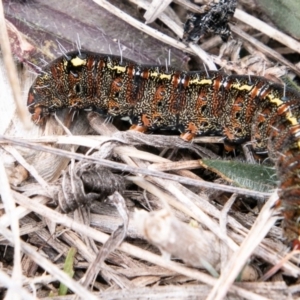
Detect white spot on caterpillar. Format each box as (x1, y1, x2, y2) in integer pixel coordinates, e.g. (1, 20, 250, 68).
(71, 56, 87, 67)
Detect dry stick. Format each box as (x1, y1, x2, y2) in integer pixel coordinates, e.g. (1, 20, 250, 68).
(173, 0, 201, 12)
(220, 193, 238, 272)
(0, 135, 270, 199)
(0, 223, 98, 300)
(120, 148, 237, 250)
(189, 43, 217, 70)
(92, 0, 193, 54)
(3, 145, 50, 193)
(0, 135, 223, 147)
(0, 196, 49, 227)
(149, 171, 300, 276)
(93, 0, 216, 70)
(234, 9, 300, 55)
(0, 159, 22, 300)
(0, 197, 49, 231)
(12, 191, 268, 300)
(143, 0, 173, 24)
(128, 176, 179, 211)
(19, 274, 56, 290)
(0, 0, 29, 128)
(0, 269, 36, 300)
(206, 192, 279, 300)
(149, 160, 202, 172)
(114, 145, 206, 181)
(148, 176, 238, 251)
(125, 0, 217, 69)
(230, 25, 300, 77)
(114, 146, 173, 164)
(0, 221, 45, 243)
(129, 0, 183, 37)
(80, 192, 129, 290)
(260, 249, 300, 282)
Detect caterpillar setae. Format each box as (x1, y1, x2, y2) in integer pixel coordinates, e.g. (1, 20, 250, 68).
(27, 50, 300, 246)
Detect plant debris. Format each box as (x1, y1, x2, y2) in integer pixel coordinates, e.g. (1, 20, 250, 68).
(1, 0, 300, 299)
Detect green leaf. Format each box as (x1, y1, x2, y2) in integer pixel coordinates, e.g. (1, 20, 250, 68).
(59, 247, 77, 296)
(201, 159, 277, 193)
(256, 0, 300, 39)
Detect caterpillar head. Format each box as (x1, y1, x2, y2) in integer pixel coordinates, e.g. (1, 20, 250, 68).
(27, 81, 64, 125)
(27, 52, 86, 124)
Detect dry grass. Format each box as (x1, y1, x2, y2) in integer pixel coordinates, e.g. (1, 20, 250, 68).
(1, 0, 300, 299)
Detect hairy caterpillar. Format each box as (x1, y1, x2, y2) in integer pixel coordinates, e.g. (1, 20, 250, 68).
(27, 50, 300, 246)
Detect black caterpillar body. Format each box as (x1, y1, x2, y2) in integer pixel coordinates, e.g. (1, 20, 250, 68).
(27, 50, 300, 246)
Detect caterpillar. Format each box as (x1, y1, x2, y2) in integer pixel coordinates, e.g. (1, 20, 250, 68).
(27, 50, 300, 246)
